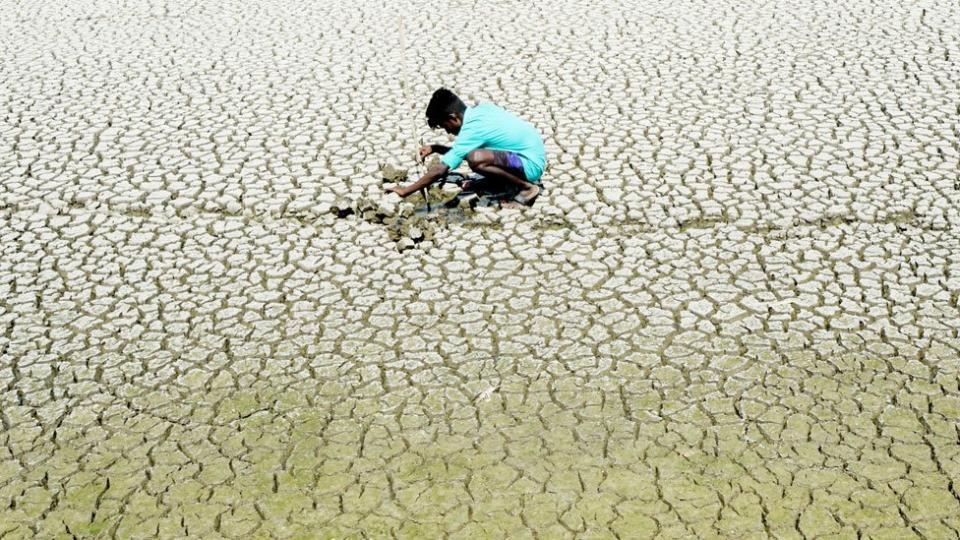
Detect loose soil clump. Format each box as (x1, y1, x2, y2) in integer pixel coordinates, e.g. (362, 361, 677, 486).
(379, 163, 408, 183)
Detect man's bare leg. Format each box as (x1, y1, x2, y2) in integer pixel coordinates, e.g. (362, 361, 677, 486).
(465, 150, 541, 203)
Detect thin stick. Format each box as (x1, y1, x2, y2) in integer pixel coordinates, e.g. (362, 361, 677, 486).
(399, 15, 429, 211)
(398, 16, 422, 178)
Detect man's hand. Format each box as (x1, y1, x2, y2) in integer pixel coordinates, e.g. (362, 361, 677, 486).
(384, 185, 408, 197)
(385, 162, 450, 199)
(417, 145, 433, 163)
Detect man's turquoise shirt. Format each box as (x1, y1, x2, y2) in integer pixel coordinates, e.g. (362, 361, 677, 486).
(440, 104, 547, 182)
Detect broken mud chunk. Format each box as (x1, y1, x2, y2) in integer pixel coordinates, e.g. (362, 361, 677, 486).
(397, 237, 416, 252)
(350, 194, 409, 225)
(354, 197, 376, 213)
(377, 193, 403, 218)
(408, 226, 424, 242)
(379, 163, 408, 183)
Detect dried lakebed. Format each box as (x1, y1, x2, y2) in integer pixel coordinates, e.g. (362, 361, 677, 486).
(2, 0, 960, 538)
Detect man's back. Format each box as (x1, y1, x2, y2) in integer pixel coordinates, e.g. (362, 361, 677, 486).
(441, 103, 546, 182)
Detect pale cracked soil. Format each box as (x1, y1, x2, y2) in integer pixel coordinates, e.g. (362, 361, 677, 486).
(2, 1, 960, 538)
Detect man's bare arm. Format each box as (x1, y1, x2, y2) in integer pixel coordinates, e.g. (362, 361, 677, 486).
(386, 163, 450, 198)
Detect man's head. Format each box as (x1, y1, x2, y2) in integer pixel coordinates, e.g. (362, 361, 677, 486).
(426, 88, 466, 135)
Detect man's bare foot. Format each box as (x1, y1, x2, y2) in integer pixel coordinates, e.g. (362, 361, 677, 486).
(512, 184, 541, 207)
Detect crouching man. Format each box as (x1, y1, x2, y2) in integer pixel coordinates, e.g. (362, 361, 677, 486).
(386, 87, 546, 206)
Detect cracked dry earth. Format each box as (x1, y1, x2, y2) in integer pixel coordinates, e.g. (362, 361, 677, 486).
(2, 1, 960, 539)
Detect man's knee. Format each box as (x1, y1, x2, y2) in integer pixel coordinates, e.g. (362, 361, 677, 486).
(466, 150, 489, 171)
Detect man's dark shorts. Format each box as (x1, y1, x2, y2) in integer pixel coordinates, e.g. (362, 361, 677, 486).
(490, 150, 528, 181)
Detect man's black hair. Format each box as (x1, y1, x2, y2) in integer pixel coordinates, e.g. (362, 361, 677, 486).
(425, 88, 466, 128)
